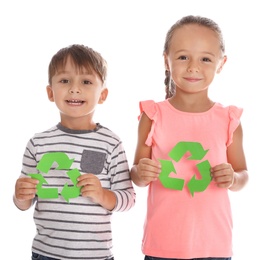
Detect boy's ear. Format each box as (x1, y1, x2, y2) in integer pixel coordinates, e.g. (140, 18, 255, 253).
(46, 85, 54, 102)
(217, 55, 227, 74)
(98, 88, 108, 104)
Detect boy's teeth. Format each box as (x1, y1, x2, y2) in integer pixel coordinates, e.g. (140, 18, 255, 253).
(68, 100, 83, 103)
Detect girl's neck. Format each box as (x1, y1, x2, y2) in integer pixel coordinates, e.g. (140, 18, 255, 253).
(168, 94, 214, 113)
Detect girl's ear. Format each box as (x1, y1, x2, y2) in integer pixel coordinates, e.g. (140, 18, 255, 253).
(164, 52, 170, 71)
(46, 85, 54, 102)
(217, 55, 227, 74)
(98, 88, 108, 104)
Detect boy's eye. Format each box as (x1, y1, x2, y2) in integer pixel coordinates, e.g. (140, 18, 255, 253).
(202, 57, 211, 62)
(60, 79, 69, 83)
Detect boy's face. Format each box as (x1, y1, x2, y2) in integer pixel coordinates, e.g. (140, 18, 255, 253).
(46, 56, 108, 129)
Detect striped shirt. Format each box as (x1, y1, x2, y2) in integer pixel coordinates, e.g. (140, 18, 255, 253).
(20, 123, 136, 260)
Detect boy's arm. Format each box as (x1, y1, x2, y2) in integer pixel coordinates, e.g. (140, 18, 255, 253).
(78, 138, 136, 212)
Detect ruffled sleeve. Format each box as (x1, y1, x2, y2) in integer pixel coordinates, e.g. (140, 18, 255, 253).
(139, 100, 158, 146)
(227, 105, 243, 146)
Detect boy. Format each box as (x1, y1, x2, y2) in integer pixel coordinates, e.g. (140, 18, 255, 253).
(14, 44, 135, 260)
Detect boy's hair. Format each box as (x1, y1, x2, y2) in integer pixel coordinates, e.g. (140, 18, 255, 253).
(163, 15, 225, 99)
(48, 44, 107, 85)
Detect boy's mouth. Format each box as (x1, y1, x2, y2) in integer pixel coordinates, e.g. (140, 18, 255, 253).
(66, 99, 84, 104)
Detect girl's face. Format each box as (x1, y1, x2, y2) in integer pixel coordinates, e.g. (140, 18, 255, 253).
(164, 24, 226, 95)
(46, 56, 108, 129)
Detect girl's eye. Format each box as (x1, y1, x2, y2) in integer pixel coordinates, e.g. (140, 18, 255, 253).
(83, 80, 92, 85)
(178, 55, 188, 60)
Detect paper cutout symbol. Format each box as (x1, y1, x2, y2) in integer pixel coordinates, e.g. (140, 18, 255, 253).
(28, 152, 81, 202)
(159, 141, 211, 196)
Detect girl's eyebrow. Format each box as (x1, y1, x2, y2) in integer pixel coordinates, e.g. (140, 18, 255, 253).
(176, 49, 216, 57)
(201, 51, 216, 57)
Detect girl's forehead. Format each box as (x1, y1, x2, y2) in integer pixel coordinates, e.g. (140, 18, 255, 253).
(170, 25, 221, 53)
(174, 24, 218, 41)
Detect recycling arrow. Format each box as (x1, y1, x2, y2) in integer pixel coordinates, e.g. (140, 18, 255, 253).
(61, 168, 81, 202)
(36, 152, 74, 172)
(28, 152, 81, 202)
(169, 141, 208, 161)
(159, 159, 184, 190)
(28, 173, 58, 199)
(187, 160, 211, 197)
(158, 141, 212, 196)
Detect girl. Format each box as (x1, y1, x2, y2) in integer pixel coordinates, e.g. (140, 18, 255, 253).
(130, 15, 248, 260)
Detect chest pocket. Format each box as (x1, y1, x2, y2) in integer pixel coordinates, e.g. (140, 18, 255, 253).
(80, 149, 106, 175)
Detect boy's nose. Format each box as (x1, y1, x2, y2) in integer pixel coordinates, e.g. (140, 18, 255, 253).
(69, 89, 80, 94)
(69, 85, 81, 94)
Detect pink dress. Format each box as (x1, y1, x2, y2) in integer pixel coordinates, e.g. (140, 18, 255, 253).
(139, 99, 243, 259)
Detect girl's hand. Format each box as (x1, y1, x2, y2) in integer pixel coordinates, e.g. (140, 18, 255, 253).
(136, 158, 161, 186)
(210, 163, 235, 189)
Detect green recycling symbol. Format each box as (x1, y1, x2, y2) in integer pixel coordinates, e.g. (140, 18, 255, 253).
(28, 152, 81, 203)
(159, 141, 211, 197)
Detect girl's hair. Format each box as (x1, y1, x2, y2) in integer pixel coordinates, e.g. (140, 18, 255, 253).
(48, 44, 107, 85)
(163, 15, 225, 99)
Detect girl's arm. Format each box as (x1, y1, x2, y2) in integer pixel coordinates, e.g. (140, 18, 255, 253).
(227, 123, 248, 191)
(130, 113, 161, 187)
(211, 123, 249, 191)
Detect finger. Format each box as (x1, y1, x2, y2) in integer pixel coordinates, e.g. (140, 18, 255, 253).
(140, 158, 161, 170)
(16, 186, 37, 200)
(17, 179, 39, 189)
(77, 174, 96, 186)
(77, 173, 95, 181)
(78, 178, 100, 189)
(16, 195, 35, 201)
(139, 164, 161, 175)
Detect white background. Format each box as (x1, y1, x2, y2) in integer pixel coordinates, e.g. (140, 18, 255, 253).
(1, 1, 272, 259)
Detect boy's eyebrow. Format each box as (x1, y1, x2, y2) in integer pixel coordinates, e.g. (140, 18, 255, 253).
(54, 69, 95, 76)
(53, 70, 68, 76)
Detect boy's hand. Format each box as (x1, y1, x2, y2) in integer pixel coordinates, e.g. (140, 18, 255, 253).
(15, 177, 38, 201)
(77, 174, 104, 204)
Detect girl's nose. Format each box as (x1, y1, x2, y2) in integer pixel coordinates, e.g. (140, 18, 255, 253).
(187, 62, 199, 73)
